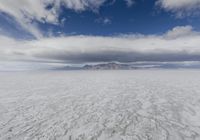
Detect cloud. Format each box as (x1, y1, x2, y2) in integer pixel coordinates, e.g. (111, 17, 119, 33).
(1, 25, 200, 66)
(103, 18, 112, 25)
(61, 0, 107, 12)
(164, 25, 197, 38)
(0, 0, 138, 39)
(124, 0, 135, 7)
(0, 0, 58, 38)
(156, 0, 200, 17)
(0, 0, 106, 39)
(95, 17, 112, 25)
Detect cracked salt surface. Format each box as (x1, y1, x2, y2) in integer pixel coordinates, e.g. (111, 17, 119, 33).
(0, 70, 200, 140)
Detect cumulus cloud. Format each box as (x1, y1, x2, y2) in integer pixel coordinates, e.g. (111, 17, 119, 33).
(156, 0, 200, 17)
(1, 25, 200, 66)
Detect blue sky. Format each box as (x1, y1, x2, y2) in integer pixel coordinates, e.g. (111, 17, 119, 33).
(1, 0, 200, 38)
(1, 0, 200, 70)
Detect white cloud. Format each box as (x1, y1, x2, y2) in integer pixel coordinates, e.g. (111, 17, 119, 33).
(124, 0, 135, 7)
(103, 18, 112, 24)
(0, 0, 59, 38)
(1, 25, 200, 66)
(164, 25, 197, 38)
(0, 0, 137, 38)
(61, 0, 106, 11)
(0, 0, 106, 39)
(157, 0, 200, 17)
(95, 17, 112, 25)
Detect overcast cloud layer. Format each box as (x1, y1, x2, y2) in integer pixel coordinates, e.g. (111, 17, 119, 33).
(1, 25, 200, 66)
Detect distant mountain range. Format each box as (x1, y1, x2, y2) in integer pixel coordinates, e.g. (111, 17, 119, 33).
(56, 62, 160, 70)
(83, 63, 130, 70)
(82, 62, 158, 70)
(54, 62, 200, 70)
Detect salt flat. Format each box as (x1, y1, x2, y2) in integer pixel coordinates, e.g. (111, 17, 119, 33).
(0, 70, 200, 140)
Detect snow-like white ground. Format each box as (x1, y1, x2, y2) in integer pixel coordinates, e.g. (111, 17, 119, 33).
(0, 70, 200, 140)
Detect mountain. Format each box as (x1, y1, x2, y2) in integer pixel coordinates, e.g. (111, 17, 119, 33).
(82, 63, 131, 70)
(55, 62, 159, 70)
(55, 62, 200, 70)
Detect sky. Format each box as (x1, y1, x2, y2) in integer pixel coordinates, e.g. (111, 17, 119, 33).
(1, 0, 200, 70)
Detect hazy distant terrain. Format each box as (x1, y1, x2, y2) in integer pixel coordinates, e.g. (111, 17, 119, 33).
(0, 70, 200, 140)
